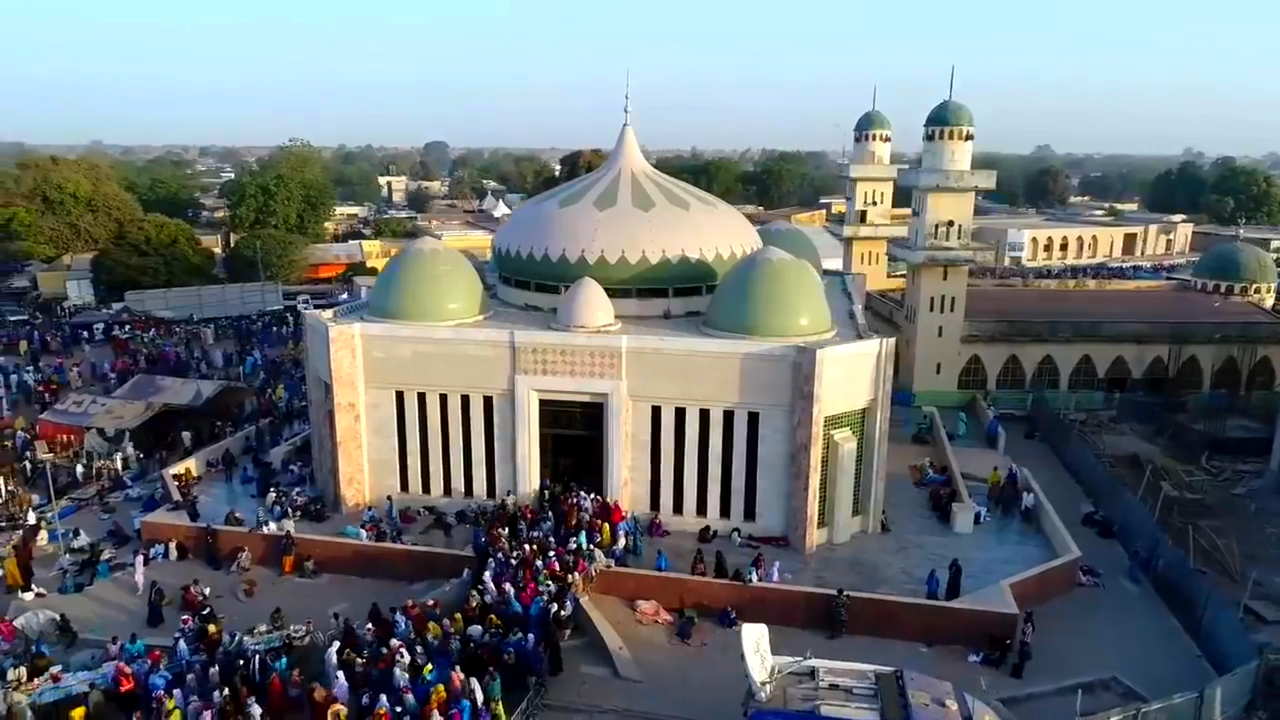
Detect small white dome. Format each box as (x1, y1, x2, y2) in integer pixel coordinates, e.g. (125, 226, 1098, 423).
(551, 277, 620, 332)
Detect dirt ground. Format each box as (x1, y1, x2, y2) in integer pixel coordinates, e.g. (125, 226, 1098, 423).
(1075, 413, 1280, 642)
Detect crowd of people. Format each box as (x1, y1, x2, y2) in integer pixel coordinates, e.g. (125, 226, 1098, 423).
(970, 259, 1194, 281)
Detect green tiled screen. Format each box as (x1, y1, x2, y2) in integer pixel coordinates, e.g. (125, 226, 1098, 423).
(817, 407, 868, 528)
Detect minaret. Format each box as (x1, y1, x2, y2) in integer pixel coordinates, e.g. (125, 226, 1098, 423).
(895, 73, 997, 393)
(835, 87, 906, 291)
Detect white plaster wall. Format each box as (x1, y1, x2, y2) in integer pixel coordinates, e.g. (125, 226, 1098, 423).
(363, 389, 400, 507)
(626, 349, 797, 408)
(815, 337, 890, 413)
(361, 335, 514, 393)
(305, 314, 331, 383)
(922, 137, 974, 171)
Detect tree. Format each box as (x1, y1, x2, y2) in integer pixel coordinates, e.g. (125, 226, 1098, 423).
(1030, 144, 1058, 158)
(556, 149, 607, 183)
(226, 139, 335, 238)
(406, 187, 434, 213)
(0, 156, 144, 261)
(91, 214, 217, 299)
(224, 231, 309, 283)
(1145, 161, 1208, 214)
(372, 217, 417, 238)
(745, 153, 809, 208)
(449, 168, 484, 211)
(1022, 165, 1071, 209)
(421, 141, 452, 177)
(1203, 165, 1280, 225)
(116, 157, 201, 220)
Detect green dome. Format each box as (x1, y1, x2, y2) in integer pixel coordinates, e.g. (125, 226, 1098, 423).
(854, 109, 892, 133)
(366, 239, 489, 324)
(924, 99, 974, 128)
(703, 246, 834, 341)
(1191, 241, 1278, 285)
(755, 221, 825, 273)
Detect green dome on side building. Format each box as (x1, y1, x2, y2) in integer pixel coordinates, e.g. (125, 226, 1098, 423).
(756, 221, 825, 273)
(854, 109, 892, 133)
(924, 99, 975, 128)
(366, 239, 490, 325)
(702, 246, 835, 342)
(1191, 241, 1278, 285)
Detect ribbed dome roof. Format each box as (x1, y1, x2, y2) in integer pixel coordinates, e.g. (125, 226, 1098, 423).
(1191, 241, 1278, 285)
(702, 247, 835, 342)
(551, 277, 620, 332)
(755, 221, 825, 273)
(924, 99, 975, 128)
(366, 239, 489, 325)
(492, 119, 762, 292)
(854, 109, 892, 133)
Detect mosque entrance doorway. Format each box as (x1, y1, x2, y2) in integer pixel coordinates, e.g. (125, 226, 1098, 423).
(538, 399, 605, 497)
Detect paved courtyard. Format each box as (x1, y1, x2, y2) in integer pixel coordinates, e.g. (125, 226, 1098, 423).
(540, 418, 1218, 720)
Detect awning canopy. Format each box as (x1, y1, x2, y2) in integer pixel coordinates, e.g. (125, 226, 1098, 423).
(110, 375, 245, 407)
(39, 393, 165, 433)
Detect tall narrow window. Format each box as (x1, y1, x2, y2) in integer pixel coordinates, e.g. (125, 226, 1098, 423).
(943, 266, 949, 282)
(416, 393, 431, 495)
(438, 393, 453, 496)
(719, 410, 734, 520)
(744, 411, 760, 522)
(950, 296, 956, 313)
(695, 408, 711, 518)
(929, 296, 935, 312)
(482, 396, 496, 500)
(940, 294, 947, 314)
(672, 408, 687, 515)
(394, 391, 409, 493)
(649, 406, 663, 512)
(460, 395, 474, 497)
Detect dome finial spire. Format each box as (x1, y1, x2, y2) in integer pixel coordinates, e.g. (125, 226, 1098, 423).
(872, 84, 877, 110)
(948, 65, 955, 100)
(623, 70, 632, 126)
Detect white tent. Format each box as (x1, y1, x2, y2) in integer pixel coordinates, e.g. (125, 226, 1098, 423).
(479, 192, 499, 213)
(490, 199, 512, 219)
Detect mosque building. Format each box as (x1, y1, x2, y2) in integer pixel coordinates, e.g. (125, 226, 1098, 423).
(304, 92, 896, 553)
(845, 93, 1280, 400)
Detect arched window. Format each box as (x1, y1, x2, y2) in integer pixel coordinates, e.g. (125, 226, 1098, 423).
(1075, 236, 1085, 259)
(1029, 355, 1061, 391)
(933, 224, 940, 240)
(1044, 239, 1052, 257)
(1140, 356, 1169, 394)
(1058, 238, 1069, 258)
(1102, 356, 1133, 393)
(1028, 237, 1039, 261)
(1212, 283, 1222, 293)
(994, 355, 1027, 391)
(1090, 235, 1099, 258)
(1247, 357, 1277, 392)
(1211, 356, 1242, 394)
(957, 354, 988, 391)
(1067, 354, 1100, 391)
(1109, 239, 1115, 257)
(947, 129, 955, 141)
(1172, 356, 1204, 393)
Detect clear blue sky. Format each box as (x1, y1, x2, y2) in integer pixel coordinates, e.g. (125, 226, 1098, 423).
(2, 0, 1274, 155)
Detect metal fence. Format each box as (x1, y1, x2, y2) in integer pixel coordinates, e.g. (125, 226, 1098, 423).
(1077, 660, 1258, 720)
(1031, 397, 1259, 676)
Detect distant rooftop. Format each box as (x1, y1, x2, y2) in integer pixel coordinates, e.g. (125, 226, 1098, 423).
(1196, 224, 1280, 240)
(965, 287, 1279, 323)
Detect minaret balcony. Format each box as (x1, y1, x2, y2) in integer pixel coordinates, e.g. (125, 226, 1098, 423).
(839, 164, 904, 180)
(898, 168, 996, 191)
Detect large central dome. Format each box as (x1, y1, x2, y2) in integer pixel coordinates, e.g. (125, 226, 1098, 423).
(492, 115, 762, 313)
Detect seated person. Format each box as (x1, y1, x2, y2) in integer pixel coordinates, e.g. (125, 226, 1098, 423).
(298, 555, 318, 579)
(229, 546, 252, 574)
(182, 580, 209, 611)
(104, 521, 132, 548)
(1076, 563, 1104, 588)
(696, 525, 718, 544)
(68, 528, 91, 551)
(223, 510, 246, 527)
(362, 506, 379, 525)
(57, 568, 85, 596)
(269, 606, 286, 632)
(646, 513, 670, 538)
(718, 606, 739, 629)
(924, 464, 951, 487)
(196, 602, 219, 628)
